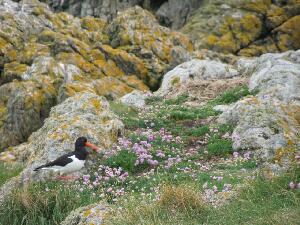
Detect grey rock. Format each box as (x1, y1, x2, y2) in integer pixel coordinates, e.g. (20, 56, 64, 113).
(155, 0, 203, 29)
(11, 92, 123, 183)
(38, 0, 202, 29)
(120, 90, 152, 108)
(61, 203, 108, 225)
(219, 51, 300, 170)
(157, 59, 239, 96)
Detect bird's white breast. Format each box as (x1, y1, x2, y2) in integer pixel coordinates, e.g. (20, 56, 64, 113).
(60, 155, 85, 174)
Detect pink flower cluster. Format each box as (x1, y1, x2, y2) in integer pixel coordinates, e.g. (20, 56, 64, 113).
(232, 151, 252, 160)
(211, 175, 223, 181)
(99, 165, 129, 182)
(133, 142, 158, 166)
(164, 155, 182, 169)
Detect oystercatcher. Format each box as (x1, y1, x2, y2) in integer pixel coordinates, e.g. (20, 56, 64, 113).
(34, 137, 100, 180)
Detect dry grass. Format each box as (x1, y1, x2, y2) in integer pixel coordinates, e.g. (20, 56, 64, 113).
(158, 185, 205, 213)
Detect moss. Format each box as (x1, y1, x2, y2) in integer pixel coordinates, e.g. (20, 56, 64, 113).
(242, 0, 272, 14)
(119, 75, 149, 91)
(275, 15, 300, 51)
(63, 82, 96, 99)
(38, 29, 60, 43)
(93, 77, 134, 100)
(170, 76, 180, 86)
(81, 17, 107, 32)
(93, 59, 124, 77)
(90, 98, 102, 111)
(266, 5, 287, 28)
(206, 35, 219, 47)
(89, 49, 105, 61)
(56, 52, 96, 74)
(32, 6, 46, 16)
(2, 62, 28, 83)
(20, 43, 50, 64)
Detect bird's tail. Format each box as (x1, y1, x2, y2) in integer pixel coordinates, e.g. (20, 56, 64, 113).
(33, 165, 45, 171)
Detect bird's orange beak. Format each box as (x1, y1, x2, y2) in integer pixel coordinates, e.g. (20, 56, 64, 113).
(85, 142, 100, 153)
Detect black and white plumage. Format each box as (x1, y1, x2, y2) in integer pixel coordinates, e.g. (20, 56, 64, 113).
(34, 137, 100, 176)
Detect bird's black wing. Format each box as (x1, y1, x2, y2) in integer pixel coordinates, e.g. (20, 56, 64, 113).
(34, 152, 74, 171)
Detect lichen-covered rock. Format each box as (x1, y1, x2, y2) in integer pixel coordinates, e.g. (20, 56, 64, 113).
(0, 80, 57, 151)
(156, 59, 239, 96)
(40, 0, 202, 30)
(1, 0, 189, 151)
(182, 0, 300, 56)
(10, 92, 123, 181)
(61, 203, 109, 225)
(120, 90, 152, 108)
(107, 6, 193, 89)
(218, 50, 300, 172)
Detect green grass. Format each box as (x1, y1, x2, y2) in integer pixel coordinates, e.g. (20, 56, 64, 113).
(206, 138, 233, 157)
(105, 150, 138, 174)
(109, 101, 146, 130)
(0, 181, 101, 225)
(0, 163, 23, 186)
(211, 85, 251, 105)
(108, 169, 300, 225)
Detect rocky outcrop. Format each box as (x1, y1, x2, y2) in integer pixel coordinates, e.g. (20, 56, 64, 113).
(0, 92, 123, 204)
(10, 92, 123, 181)
(182, 0, 300, 56)
(106, 6, 193, 89)
(37, 0, 202, 29)
(0, 0, 192, 151)
(218, 50, 300, 173)
(155, 0, 203, 29)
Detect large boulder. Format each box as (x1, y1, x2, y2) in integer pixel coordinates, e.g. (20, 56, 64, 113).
(12, 92, 124, 169)
(107, 6, 193, 89)
(218, 50, 300, 172)
(120, 90, 152, 108)
(0, 92, 124, 204)
(156, 59, 239, 96)
(1, 92, 124, 190)
(182, 0, 300, 56)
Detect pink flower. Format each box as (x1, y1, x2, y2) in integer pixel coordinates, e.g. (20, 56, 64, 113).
(156, 150, 165, 158)
(233, 152, 239, 158)
(212, 185, 218, 193)
(107, 187, 113, 193)
(289, 182, 295, 189)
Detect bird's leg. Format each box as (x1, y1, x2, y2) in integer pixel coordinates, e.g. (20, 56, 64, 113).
(57, 175, 80, 181)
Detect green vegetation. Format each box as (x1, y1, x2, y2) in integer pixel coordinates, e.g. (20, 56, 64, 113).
(108, 169, 300, 225)
(0, 182, 101, 225)
(1, 85, 296, 225)
(206, 138, 233, 157)
(105, 150, 137, 174)
(0, 163, 23, 186)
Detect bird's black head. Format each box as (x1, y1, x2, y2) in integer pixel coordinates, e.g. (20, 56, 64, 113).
(75, 136, 100, 153)
(75, 137, 88, 151)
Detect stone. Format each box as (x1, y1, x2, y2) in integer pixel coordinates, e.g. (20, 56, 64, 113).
(156, 59, 239, 96)
(10, 92, 124, 182)
(218, 51, 300, 171)
(107, 6, 193, 89)
(182, 0, 300, 56)
(120, 90, 152, 108)
(40, 0, 202, 30)
(61, 203, 109, 225)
